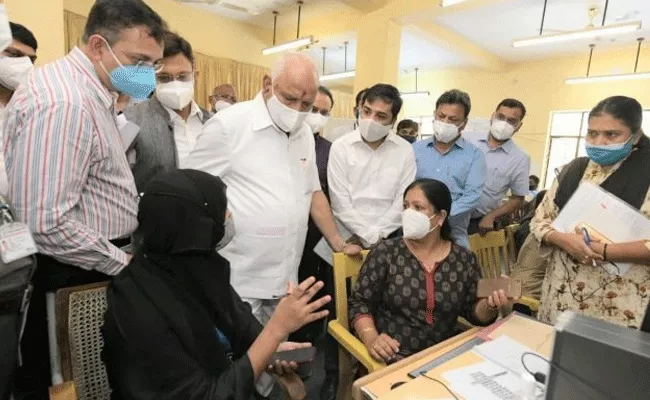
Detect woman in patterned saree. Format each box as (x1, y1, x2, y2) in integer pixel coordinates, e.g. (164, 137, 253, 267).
(532, 96, 650, 328)
(349, 179, 514, 363)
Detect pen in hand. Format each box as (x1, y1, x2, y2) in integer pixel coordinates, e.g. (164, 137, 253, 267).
(581, 228, 597, 267)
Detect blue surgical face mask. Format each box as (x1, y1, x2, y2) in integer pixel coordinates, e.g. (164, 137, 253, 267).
(99, 38, 156, 100)
(585, 137, 633, 165)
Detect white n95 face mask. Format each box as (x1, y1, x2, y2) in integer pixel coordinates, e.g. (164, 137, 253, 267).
(213, 100, 232, 112)
(433, 120, 460, 144)
(359, 118, 391, 142)
(402, 208, 436, 240)
(156, 80, 195, 110)
(490, 119, 516, 141)
(267, 94, 309, 134)
(305, 113, 329, 134)
(0, 6, 11, 53)
(0, 56, 33, 90)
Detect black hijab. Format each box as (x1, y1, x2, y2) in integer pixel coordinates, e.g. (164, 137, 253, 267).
(128, 169, 235, 373)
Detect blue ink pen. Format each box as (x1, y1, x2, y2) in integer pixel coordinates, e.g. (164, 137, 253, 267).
(581, 227, 597, 267)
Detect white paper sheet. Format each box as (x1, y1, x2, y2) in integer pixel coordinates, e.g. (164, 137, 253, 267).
(551, 181, 650, 275)
(442, 360, 543, 400)
(116, 114, 140, 151)
(472, 335, 550, 379)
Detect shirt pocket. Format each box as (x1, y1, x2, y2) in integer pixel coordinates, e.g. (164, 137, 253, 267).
(486, 166, 510, 193)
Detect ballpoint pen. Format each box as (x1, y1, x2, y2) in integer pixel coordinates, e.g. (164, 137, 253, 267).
(581, 227, 597, 267)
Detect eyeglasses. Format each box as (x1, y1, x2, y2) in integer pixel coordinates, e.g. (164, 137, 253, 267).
(2, 48, 36, 64)
(132, 59, 164, 73)
(156, 72, 195, 84)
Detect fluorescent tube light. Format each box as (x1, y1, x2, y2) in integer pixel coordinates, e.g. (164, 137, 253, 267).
(512, 21, 641, 48)
(401, 91, 431, 98)
(440, 0, 469, 6)
(320, 70, 356, 82)
(565, 71, 650, 84)
(262, 36, 313, 55)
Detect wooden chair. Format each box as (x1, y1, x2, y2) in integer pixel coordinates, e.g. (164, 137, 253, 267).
(469, 229, 510, 278)
(49, 282, 111, 400)
(327, 251, 385, 400)
(469, 230, 541, 315)
(504, 223, 520, 272)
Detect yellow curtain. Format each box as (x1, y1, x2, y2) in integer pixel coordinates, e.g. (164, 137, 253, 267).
(194, 53, 268, 110)
(63, 11, 269, 110)
(329, 90, 353, 119)
(63, 11, 87, 54)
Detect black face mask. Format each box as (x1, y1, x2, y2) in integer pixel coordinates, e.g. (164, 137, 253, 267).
(401, 135, 416, 144)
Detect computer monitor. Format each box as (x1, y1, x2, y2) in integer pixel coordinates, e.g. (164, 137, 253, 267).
(546, 311, 650, 399)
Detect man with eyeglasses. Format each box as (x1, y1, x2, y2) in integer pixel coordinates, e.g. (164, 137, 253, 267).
(4, 1, 166, 397)
(413, 89, 486, 249)
(210, 83, 237, 112)
(466, 99, 530, 236)
(0, 22, 37, 196)
(125, 31, 211, 191)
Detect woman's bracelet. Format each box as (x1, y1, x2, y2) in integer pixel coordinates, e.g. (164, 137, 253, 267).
(603, 243, 608, 261)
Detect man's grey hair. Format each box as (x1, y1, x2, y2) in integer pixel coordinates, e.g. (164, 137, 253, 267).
(270, 52, 320, 87)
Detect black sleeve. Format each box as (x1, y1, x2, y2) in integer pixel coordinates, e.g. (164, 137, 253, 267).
(348, 243, 389, 327)
(226, 285, 264, 356)
(103, 289, 256, 400)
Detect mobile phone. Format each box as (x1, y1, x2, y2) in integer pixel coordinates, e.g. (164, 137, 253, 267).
(269, 346, 317, 365)
(477, 278, 522, 298)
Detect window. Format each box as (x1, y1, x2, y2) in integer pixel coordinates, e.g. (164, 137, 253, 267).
(543, 110, 650, 188)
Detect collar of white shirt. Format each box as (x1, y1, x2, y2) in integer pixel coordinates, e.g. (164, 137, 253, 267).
(251, 93, 275, 132)
(163, 99, 202, 122)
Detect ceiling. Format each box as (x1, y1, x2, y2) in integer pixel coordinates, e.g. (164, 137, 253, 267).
(177, 0, 650, 85)
(179, 0, 386, 28)
(436, 0, 650, 63)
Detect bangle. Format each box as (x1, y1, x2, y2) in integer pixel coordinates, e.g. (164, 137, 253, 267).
(603, 243, 608, 261)
(543, 230, 556, 244)
(359, 327, 376, 335)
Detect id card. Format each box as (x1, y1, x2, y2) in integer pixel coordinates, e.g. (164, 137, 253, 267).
(0, 222, 37, 264)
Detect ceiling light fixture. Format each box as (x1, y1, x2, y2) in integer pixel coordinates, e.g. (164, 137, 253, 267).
(262, 2, 313, 55)
(440, 0, 469, 7)
(401, 68, 430, 98)
(512, 1, 641, 48)
(566, 38, 650, 84)
(320, 41, 356, 82)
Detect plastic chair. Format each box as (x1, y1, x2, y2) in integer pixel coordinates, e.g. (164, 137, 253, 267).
(469, 229, 510, 278)
(48, 282, 111, 400)
(327, 251, 385, 400)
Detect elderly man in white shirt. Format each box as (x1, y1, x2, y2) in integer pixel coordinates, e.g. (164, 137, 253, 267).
(186, 52, 360, 325)
(328, 84, 416, 248)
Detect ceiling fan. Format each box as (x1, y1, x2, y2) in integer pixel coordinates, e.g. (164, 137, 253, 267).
(175, 0, 261, 15)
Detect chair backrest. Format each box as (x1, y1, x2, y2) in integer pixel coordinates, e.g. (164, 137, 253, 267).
(332, 251, 368, 331)
(55, 282, 110, 400)
(469, 230, 509, 279)
(504, 223, 520, 272)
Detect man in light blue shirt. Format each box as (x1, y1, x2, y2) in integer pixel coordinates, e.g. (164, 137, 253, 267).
(413, 89, 486, 248)
(466, 99, 531, 235)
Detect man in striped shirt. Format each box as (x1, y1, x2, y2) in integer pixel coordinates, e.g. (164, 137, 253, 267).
(4, 1, 166, 397)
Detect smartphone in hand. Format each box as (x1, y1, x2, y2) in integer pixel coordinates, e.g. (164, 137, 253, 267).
(477, 278, 522, 298)
(269, 346, 317, 365)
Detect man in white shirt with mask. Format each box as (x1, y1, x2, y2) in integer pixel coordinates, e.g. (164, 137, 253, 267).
(0, 21, 37, 195)
(124, 31, 211, 191)
(210, 83, 237, 113)
(186, 52, 360, 326)
(466, 98, 530, 235)
(328, 83, 416, 249)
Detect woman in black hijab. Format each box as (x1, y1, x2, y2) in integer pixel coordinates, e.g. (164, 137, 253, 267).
(102, 169, 330, 400)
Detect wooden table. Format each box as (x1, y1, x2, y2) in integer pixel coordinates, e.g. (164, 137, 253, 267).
(353, 314, 554, 400)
